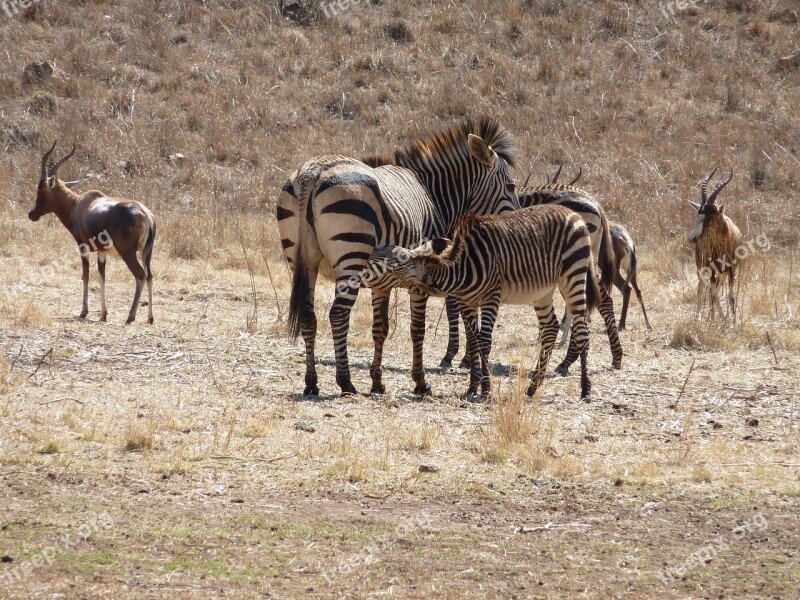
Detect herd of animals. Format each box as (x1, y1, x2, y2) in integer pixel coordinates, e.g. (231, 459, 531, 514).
(26, 117, 745, 401)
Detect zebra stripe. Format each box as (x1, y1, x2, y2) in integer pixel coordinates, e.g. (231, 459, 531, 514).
(278, 117, 519, 397)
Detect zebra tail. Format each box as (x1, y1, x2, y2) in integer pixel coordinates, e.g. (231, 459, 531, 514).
(585, 262, 601, 314)
(597, 213, 614, 291)
(288, 246, 307, 342)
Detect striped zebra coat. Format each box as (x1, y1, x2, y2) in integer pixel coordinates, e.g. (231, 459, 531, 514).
(371, 205, 600, 400)
(278, 117, 518, 397)
(440, 182, 623, 375)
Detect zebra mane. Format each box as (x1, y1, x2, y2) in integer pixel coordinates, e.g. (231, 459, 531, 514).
(360, 117, 516, 170)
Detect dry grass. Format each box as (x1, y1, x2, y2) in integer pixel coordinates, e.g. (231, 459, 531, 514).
(0, 1, 798, 597)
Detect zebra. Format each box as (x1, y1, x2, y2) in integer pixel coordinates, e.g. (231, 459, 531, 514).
(439, 181, 623, 376)
(277, 117, 519, 397)
(609, 221, 651, 330)
(371, 205, 601, 400)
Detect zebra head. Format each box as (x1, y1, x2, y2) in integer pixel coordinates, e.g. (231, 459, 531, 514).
(369, 239, 453, 297)
(464, 131, 519, 215)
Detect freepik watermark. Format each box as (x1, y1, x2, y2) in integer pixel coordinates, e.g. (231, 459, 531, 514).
(319, 511, 433, 584)
(334, 241, 425, 295)
(319, 0, 364, 19)
(696, 233, 770, 284)
(1, 511, 114, 586)
(654, 233, 771, 307)
(656, 512, 767, 585)
(1, 0, 42, 19)
(658, 0, 711, 21)
(1, 230, 113, 304)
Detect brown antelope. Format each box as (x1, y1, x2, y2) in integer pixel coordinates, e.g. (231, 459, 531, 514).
(28, 141, 157, 324)
(689, 168, 743, 323)
(609, 222, 651, 330)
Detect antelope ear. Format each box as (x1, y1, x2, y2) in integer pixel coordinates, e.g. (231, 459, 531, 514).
(47, 177, 57, 189)
(688, 201, 701, 212)
(429, 237, 451, 256)
(467, 134, 496, 168)
(64, 180, 80, 190)
(717, 204, 725, 215)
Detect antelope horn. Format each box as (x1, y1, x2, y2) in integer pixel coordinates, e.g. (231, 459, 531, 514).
(40, 139, 57, 181)
(568, 166, 582, 186)
(49, 143, 76, 178)
(700, 167, 717, 205)
(551, 163, 563, 184)
(707, 170, 733, 205)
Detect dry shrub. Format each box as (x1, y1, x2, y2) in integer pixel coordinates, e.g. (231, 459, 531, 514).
(123, 417, 157, 451)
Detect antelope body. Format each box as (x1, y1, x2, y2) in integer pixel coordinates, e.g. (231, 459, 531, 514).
(609, 222, 651, 330)
(28, 141, 156, 324)
(689, 169, 743, 323)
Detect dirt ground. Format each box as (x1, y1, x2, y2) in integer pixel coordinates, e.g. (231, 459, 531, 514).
(1, 248, 798, 599)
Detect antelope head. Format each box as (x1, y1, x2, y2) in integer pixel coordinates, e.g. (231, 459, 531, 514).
(29, 140, 78, 222)
(688, 168, 733, 241)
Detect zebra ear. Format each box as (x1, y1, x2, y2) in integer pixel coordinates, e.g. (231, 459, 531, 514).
(429, 238, 450, 256)
(689, 201, 702, 212)
(467, 134, 496, 168)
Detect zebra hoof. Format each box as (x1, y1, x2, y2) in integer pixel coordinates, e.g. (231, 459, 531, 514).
(413, 381, 432, 396)
(458, 356, 471, 369)
(148, 316, 154, 325)
(303, 385, 319, 397)
(439, 358, 453, 370)
(612, 361, 622, 370)
(462, 391, 487, 403)
(370, 383, 386, 395)
(554, 363, 569, 376)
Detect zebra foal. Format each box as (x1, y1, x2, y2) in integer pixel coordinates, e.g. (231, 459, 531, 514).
(440, 179, 623, 374)
(373, 205, 600, 400)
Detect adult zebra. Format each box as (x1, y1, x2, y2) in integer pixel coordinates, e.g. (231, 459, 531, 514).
(439, 180, 623, 375)
(278, 117, 519, 397)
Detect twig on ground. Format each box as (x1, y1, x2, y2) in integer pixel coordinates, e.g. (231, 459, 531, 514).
(28, 347, 53, 379)
(766, 332, 778, 365)
(670, 357, 695, 409)
(36, 397, 85, 406)
(207, 453, 296, 464)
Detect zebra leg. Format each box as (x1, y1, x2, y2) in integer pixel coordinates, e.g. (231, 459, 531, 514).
(461, 306, 483, 397)
(526, 302, 560, 397)
(440, 295, 461, 369)
(458, 304, 476, 369)
(329, 277, 360, 396)
(572, 313, 592, 400)
(301, 270, 321, 396)
(369, 290, 391, 394)
(409, 291, 432, 396)
(477, 298, 500, 396)
(556, 285, 621, 373)
(557, 305, 571, 348)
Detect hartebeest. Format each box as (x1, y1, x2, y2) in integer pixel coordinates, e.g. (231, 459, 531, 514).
(28, 141, 157, 324)
(689, 168, 743, 323)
